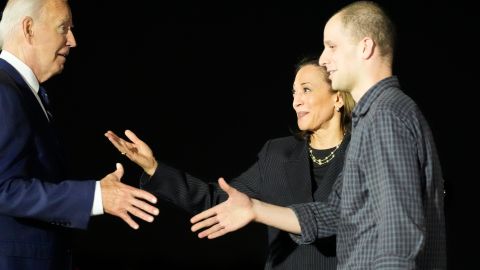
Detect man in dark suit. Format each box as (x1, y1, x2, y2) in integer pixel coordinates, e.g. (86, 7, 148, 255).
(0, 0, 159, 269)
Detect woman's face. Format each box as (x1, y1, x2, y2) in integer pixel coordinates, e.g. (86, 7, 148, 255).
(292, 64, 337, 132)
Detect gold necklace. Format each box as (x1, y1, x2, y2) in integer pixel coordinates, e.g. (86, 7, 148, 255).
(308, 145, 340, 166)
(308, 133, 345, 166)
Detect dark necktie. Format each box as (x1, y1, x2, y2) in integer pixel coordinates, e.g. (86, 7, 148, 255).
(38, 86, 53, 120)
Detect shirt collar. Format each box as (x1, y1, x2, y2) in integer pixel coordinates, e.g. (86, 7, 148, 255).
(352, 76, 401, 126)
(0, 50, 40, 93)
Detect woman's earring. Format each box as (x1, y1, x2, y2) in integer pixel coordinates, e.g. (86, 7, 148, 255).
(335, 106, 340, 112)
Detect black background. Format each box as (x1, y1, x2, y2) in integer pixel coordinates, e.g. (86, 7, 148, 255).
(14, 0, 475, 269)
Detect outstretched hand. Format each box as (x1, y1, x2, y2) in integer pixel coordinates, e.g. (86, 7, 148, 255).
(100, 163, 159, 229)
(105, 130, 158, 175)
(190, 177, 255, 239)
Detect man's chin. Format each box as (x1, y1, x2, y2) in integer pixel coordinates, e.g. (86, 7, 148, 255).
(332, 83, 350, 93)
(44, 67, 64, 81)
(54, 65, 65, 74)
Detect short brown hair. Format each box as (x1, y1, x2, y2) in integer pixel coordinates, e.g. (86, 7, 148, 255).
(337, 1, 396, 60)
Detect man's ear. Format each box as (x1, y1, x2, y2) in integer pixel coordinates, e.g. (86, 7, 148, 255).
(361, 37, 375, 59)
(22, 16, 34, 43)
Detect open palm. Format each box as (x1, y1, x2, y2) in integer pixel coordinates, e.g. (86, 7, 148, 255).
(105, 130, 157, 175)
(190, 177, 255, 239)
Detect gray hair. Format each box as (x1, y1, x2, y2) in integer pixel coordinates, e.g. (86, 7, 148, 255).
(0, 0, 47, 48)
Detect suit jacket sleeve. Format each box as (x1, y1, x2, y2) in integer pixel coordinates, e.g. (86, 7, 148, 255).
(0, 81, 95, 229)
(139, 141, 271, 214)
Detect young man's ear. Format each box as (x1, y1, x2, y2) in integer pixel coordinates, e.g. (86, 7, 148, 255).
(361, 37, 375, 59)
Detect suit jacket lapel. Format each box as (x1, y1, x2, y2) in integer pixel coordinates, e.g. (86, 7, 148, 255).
(0, 59, 65, 171)
(284, 139, 314, 204)
(0, 59, 51, 124)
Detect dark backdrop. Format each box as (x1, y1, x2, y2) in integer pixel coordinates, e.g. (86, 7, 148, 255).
(26, 0, 474, 269)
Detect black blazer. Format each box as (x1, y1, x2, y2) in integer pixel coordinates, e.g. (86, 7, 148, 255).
(141, 135, 350, 270)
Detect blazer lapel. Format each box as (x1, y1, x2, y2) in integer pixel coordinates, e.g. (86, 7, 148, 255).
(284, 140, 314, 204)
(0, 59, 66, 172)
(0, 59, 54, 127)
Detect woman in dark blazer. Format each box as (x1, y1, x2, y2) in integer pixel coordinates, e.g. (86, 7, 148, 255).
(105, 57, 355, 270)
